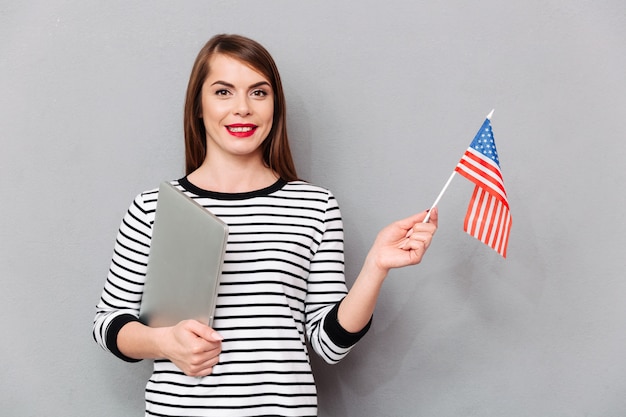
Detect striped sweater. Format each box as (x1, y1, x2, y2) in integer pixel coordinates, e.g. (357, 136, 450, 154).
(93, 178, 370, 416)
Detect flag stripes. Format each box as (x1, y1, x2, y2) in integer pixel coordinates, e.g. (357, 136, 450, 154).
(464, 186, 511, 258)
(456, 148, 508, 206)
(453, 116, 511, 258)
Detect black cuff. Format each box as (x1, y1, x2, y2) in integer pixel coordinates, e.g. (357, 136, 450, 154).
(323, 299, 372, 348)
(106, 314, 142, 363)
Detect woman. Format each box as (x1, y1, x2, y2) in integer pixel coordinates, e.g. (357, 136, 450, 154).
(93, 34, 437, 417)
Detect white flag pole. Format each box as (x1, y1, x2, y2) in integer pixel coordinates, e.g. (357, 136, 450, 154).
(422, 171, 455, 223)
(422, 109, 494, 223)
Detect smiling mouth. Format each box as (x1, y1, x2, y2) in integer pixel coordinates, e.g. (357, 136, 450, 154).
(227, 125, 256, 133)
(226, 124, 257, 138)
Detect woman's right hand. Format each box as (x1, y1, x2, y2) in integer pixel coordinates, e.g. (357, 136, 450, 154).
(158, 320, 223, 377)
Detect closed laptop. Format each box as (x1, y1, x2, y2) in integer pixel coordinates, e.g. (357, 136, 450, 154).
(139, 181, 228, 328)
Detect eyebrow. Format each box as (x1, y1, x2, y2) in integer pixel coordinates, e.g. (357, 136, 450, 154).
(210, 80, 271, 89)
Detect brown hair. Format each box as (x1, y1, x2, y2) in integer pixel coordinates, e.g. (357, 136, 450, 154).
(183, 34, 298, 181)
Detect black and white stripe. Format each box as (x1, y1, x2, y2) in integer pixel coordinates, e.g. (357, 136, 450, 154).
(94, 179, 367, 416)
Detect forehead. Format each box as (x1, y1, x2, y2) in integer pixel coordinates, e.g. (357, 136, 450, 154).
(206, 53, 270, 84)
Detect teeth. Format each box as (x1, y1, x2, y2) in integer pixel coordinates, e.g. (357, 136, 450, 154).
(228, 126, 253, 132)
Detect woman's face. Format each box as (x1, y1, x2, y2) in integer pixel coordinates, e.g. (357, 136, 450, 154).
(199, 54, 274, 163)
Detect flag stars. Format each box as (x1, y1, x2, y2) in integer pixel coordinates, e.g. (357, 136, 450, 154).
(470, 122, 500, 165)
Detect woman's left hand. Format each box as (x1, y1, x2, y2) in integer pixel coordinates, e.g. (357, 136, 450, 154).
(367, 207, 438, 273)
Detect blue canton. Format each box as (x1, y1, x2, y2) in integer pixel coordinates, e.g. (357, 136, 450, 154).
(469, 119, 500, 166)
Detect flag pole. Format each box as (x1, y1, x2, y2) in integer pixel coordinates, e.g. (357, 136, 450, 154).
(422, 171, 455, 223)
(422, 109, 495, 223)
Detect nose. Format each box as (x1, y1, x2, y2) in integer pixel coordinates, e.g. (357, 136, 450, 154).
(234, 95, 251, 117)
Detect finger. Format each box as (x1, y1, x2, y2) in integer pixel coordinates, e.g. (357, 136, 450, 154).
(401, 210, 430, 228)
(403, 210, 431, 237)
(205, 330, 224, 343)
(410, 228, 434, 243)
(404, 236, 429, 251)
(403, 241, 428, 265)
(189, 340, 222, 359)
(190, 348, 220, 366)
(400, 233, 429, 251)
(188, 362, 217, 377)
(406, 227, 435, 248)
(185, 320, 224, 343)
(407, 224, 437, 242)
(427, 207, 439, 227)
(189, 350, 221, 376)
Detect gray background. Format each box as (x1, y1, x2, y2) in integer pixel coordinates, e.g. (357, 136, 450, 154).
(2, 1, 626, 416)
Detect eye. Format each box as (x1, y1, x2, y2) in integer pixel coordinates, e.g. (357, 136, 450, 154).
(215, 89, 230, 96)
(251, 89, 269, 98)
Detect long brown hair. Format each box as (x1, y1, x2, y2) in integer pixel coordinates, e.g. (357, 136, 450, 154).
(183, 34, 298, 181)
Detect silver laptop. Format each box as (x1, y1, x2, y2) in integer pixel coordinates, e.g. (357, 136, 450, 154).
(139, 182, 228, 328)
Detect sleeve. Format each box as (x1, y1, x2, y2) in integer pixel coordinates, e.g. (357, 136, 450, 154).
(92, 191, 155, 362)
(305, 190, 372, 364)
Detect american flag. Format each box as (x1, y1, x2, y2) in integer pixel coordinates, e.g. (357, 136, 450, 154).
(454, 117, 511, 258)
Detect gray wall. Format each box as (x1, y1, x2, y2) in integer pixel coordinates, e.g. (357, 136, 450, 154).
(2, 1, 626, 416)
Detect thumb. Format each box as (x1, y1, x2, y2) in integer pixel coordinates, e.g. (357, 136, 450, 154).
(206, 330, 224, 342)
(399, 210, 429, 231)
(186, 320, 224, 342)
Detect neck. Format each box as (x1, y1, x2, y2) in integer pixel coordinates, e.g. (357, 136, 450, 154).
(187, 156, 278, 193)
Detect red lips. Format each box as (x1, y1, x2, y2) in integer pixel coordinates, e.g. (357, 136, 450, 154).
(226, 124, 257, 138)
